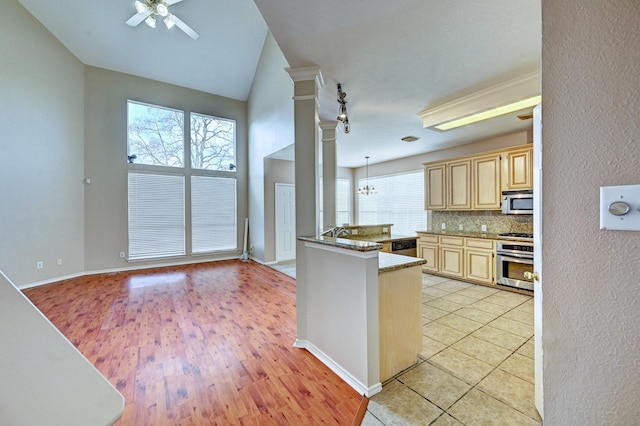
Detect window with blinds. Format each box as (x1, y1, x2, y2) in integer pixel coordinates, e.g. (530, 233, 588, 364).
(192, 176, 237, 253)
(358, 170, 426, 235)
(336, 178, 351, 225)
(127, 100, 237, 260)
(128, 172, 185, 260)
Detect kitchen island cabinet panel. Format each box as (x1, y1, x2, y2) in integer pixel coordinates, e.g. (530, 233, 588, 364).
(379, 265, 422, 382)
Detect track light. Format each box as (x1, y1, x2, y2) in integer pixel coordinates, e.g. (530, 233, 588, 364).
(336, 83, 350, 133)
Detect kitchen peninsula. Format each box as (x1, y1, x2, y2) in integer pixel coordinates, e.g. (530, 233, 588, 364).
(294, 234, 425, 396)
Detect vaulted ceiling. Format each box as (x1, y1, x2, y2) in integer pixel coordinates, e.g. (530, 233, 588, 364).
(18, 0, 540, 167)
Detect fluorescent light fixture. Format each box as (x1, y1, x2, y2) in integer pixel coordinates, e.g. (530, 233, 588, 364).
(435, 95, 541, 131)
(418, 71, 541, 131)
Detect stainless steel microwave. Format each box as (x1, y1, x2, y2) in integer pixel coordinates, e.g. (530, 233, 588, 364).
(502, 190, 534, 214)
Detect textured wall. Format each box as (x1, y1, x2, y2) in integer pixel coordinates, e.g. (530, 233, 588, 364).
(542, 1, 640, 423)
(0, 0, 85, 286)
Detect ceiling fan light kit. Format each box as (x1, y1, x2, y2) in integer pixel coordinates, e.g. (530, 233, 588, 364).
(418, 71, 541, 131)
(126, 0, 200, 40)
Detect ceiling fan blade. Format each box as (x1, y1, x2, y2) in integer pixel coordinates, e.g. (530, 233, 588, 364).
(167, 14, 200, 40)
(165, 0, 184, 5)
(126, 11, 151, 27)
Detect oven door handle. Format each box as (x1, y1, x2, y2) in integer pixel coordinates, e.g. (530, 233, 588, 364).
(497, 253, 533, 262)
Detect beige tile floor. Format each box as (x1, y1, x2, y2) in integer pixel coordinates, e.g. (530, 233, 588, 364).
(363, 274, 541, 426)
(268, 262, 540, 425)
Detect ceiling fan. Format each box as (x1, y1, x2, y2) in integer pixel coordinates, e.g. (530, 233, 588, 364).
(126, 0, 200, 40)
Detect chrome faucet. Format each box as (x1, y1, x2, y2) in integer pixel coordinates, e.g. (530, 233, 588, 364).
(319, 226, 350, 238)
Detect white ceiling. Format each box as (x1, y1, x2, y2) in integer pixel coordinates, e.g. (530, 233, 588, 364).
(18, 0, 540, 168)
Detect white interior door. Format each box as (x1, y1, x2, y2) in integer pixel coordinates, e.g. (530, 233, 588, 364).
(533, 104, 544, 419)
(275, 183, 296, 262)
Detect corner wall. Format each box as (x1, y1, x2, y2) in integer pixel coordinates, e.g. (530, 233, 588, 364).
(247, 32, 294, 262)
(0, 0, 85, 286)
(542, 1, 640, 422)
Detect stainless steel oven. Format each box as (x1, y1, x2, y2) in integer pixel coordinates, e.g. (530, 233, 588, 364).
(496, 240, 534, 291)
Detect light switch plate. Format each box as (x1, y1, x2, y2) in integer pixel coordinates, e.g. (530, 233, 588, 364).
(600, 184, 640, 231)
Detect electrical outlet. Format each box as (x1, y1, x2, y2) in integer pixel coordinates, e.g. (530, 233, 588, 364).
(441, 223, 446, 230)
(481, 224, 487, 232)
(352, 229, 358, 235)
(36, 261, 43, 269)
(382, 227, 388, 234)
(458, 224, 463, 230)
(56, 258, 62, 266)
(119, 251, 125, 258)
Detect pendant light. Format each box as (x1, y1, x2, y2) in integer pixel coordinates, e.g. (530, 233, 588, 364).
(358, 156, 377, 195)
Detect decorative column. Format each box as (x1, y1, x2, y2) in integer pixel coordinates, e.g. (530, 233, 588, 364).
(286, 66, 323, 345)
(320, 121, 338, 229)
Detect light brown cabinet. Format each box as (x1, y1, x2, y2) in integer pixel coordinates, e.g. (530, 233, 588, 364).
(447, 160, 472, 210)
(417, 233, 495, 286)
(473, 154, 501, 210)
(439, 236, 464, 278)
(502, 147, 533, 190)
(418, 235, 438, 273)
(425, 164, 446, 210)
(424, 144, 533, 211)
(380, 242, 391, 253)
(464, 238, 494, 285)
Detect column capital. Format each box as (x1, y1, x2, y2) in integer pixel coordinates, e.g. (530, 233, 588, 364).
(285, 66, 325, 89)
(319, 121, 338, 144)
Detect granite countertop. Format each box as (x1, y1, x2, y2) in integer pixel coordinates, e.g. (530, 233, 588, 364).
(347, 233, 418, 243)
(298, 236, 383, 252)
(378, 252, 426, 273)
(416, 230, 531, 242)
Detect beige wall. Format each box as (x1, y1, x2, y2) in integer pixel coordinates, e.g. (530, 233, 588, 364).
(542, 1, 640, 422)
(84, 67, 248, 272)
(247, 32, 294, 262)
(0, 0, 85, 286)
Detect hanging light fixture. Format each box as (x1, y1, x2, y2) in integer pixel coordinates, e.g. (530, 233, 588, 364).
(358, 156, 377, 195)
(336, 83, 350, 133)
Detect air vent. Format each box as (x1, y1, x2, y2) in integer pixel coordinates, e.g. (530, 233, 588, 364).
(401, 135, 420, 142)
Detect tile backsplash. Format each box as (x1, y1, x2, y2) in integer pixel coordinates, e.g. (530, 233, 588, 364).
(431, 210, 533, 234)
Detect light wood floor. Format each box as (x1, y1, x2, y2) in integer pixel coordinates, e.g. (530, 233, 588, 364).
(24, 260, 363, 425)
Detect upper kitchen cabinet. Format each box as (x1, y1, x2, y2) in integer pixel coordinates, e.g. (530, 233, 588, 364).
(472, 154, 501, 210)
(447, 159, 472, 210)
(424, 144, 533, 211)
(502, 146, 533, 190)
(425, 163, 446, 210)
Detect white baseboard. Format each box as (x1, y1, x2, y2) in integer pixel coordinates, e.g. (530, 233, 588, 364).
(293, 339, 382, 397)
(17, 254, 242, 290)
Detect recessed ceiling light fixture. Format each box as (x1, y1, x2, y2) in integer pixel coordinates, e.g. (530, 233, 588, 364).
(336, 83, 350, 134)
(418, 72, 541, 131)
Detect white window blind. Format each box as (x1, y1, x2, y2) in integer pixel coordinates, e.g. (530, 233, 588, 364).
(192, 176, 237, 253)
(358, 170, 426, 235)
(337, 178, 351, 225)
(128, 172, 185, 260)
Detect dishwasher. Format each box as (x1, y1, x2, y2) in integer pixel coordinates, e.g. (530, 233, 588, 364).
(390, 239, 417, 257)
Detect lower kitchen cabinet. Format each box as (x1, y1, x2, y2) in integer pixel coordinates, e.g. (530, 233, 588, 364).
(418, 235, 438, 273)
(417, 233, 495, 286)
(439, 236, 464, 278)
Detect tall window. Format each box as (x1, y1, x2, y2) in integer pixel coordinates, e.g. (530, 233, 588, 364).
(336, 178, 351, 225)
(358, 170, 426, 235)
(127, 101, 237, 260)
